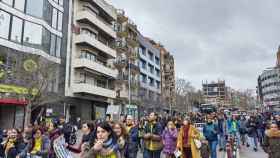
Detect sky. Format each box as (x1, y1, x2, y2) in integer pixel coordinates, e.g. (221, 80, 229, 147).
(108, 0, 280, 91)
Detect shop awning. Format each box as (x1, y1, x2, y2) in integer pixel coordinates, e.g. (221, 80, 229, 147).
(0, 99, 28, 106)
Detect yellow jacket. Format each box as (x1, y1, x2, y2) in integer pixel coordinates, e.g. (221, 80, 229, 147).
(176, 125, 201, 158)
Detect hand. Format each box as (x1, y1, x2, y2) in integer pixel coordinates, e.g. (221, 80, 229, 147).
(64, 143, 69, 148)
(93, 140, 103, 151)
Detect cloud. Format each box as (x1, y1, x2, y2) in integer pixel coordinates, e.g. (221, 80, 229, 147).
(108, 0, 280, 91)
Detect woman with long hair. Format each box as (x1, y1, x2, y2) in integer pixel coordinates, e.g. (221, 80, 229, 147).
(82, 122, 120, 158)
(67, 121, 95, 154)
(113, 122, 128, 158)
(162, 121, 178, 158)
(262, 122, 280, 158)
(177, 117, 201, 158)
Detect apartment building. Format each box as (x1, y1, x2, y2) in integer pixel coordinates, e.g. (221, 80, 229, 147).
(114, 9, 140, 118)
(138, 35, 161, 114)
(0, 0, 69, 128)
(157, 45, 176, 114)
(65, 0, 117, 120)
(202, 80, 226, 107)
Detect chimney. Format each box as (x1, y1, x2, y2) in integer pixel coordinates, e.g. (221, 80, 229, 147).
(277, 45, 280, 67)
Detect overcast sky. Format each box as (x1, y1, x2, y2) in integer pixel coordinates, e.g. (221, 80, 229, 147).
(108, 0, 280, 91)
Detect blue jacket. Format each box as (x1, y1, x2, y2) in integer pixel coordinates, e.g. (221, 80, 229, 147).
(226, 119, 240, 134)
(125, 126, 139, 158)
(203, 123, 218, 141)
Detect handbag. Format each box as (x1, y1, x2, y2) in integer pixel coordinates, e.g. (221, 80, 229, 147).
(174, 149, 182, 158)
(194, 138, 202, 149)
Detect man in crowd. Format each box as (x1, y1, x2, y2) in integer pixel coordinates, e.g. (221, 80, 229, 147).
(143, 112, 163, 158)
(125, 115, 139, 158)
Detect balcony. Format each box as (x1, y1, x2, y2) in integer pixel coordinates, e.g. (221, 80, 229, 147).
(114, 59, 127, 69)
(74, 33, 116, 58)
(76, 9, 116, 38)
(73, 83, 116, 98)
(116, 9, 128, 23)
(73, 58, 118, 78)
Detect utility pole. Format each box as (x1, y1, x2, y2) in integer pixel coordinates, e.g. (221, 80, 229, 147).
(128, 58, 131, 108)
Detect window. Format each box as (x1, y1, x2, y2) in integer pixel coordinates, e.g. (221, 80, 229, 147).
(0, 10, 11, 39)
(14, 0, 25, 11)
(58, 0, 63, 6)
(57, 11, 63, 31)
(42, 28, 50, 54)
(23, 21, 42, 47)
(26, 0, 44, 18)
(52, 8, 58, 29)
(148, 51, 153, 61)
(141, 73, 147, 83)
(80, 50, 96, 61)
(11, 16, 23, 43)
(155, 56, 160, 65)
(50, 34, 56, 56)
(81, 28, 97, 39)
(139, 45, 146, 55)
(55, 37, 61, 57)
(149, 77, 154, 87)
(156, 81, 160, 89)
(149, 64, 154, 74)
(2, 0, 13, 6)
(140, 59, 146, 69)
(155, 68, 160, 77)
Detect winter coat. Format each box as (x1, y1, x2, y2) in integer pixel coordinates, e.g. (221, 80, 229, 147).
(125, 126, 139, 158)
(262, 129, 280, 158)
(177, 125, 201, 158)
(143, 122, 163, 151)
(0, 138, 25, 158)
(18, 136, 50, 158)
(239, 119, 247, 134)
(226, 120, 240, 135)
(246, 120, 258, 137)
(161, 128, 178, 154)
(203, 123, 218, 142)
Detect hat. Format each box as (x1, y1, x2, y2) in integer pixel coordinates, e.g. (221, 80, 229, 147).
(127, 115, 133, 120)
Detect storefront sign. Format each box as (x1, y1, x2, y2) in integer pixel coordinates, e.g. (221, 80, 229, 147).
(0, 84, 38, 95)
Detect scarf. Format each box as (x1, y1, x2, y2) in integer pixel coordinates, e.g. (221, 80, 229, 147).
(4, 139, 16, 156)
(183, 125, 190, 147)
(31, 137, 42, 154)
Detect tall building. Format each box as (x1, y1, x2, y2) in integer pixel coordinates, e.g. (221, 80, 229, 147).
(114, 9, 140, 118)
(202, 80, 226, 107)
(151, 44, 176, 114)
(65, 0, 117, 120)
(258, 46, 280, 111)
(0, 0, 69, 128)
(138, 35, 161, 114)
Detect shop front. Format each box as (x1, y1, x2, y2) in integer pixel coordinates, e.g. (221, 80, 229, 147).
(0, 98, 27, 129)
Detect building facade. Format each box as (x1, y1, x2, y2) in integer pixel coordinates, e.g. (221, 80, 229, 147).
(202, 80, 226, 107)
(114, 9, 140, 118)
(137, 35, 161, 114)
(258, 67, 280, 109)
(0, 0, 69, 128)
(65, 0, 117, 121)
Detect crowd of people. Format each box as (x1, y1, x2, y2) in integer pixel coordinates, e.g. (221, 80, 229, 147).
(0, 110, 280, 158)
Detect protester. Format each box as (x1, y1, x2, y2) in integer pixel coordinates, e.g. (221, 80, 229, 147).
(200, 136, 210, 158)
(262, 122, 280, 158)
(125, 115, 139, 158)
(162, 121, 178, 158)
(67, 121, 95, 154)
(143, 112, 163, 158)
(113, 122, 127, 158)
(217, 113, 226, 151)
(203, 115, 218, 158)
(82, 122, 120, 158)
(246, 116, 258, 151)
(177, 117, 201, 158)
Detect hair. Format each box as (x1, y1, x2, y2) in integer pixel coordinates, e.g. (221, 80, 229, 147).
(91, 122, 117, 146)
(82, 121, 95, 132)
(113, 122, 128, 139)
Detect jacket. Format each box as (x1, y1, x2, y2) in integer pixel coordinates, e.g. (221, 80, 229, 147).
(262, 129, 280, 158)
(1, 138, 25, 158)
(143, 122, 163, 151)
(203, 123, 218, 142)
(177, 125, 201, 158)
(124, 126, 139, 158)
(246, 120, 257, 137)
(161, 128, 178, 154)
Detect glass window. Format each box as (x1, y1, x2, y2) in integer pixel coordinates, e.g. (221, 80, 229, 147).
(14, 0, 25, 11)
(56, 37, 61, 57)
(0, 10, 11, 39)
(50, 34, 56, 56)
(58, 0, 63, 6)
(11, 16, 23, 43)
(2, 0, 13, 6)
(57, 11, 63, 31)
(26, 0, 44, 18)
(52, 8, 58, 29)
(42, 28, 50, 54)
(23, 21, 42, 47)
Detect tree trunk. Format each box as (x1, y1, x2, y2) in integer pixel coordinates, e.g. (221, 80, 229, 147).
(24, 103, 32, 128)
